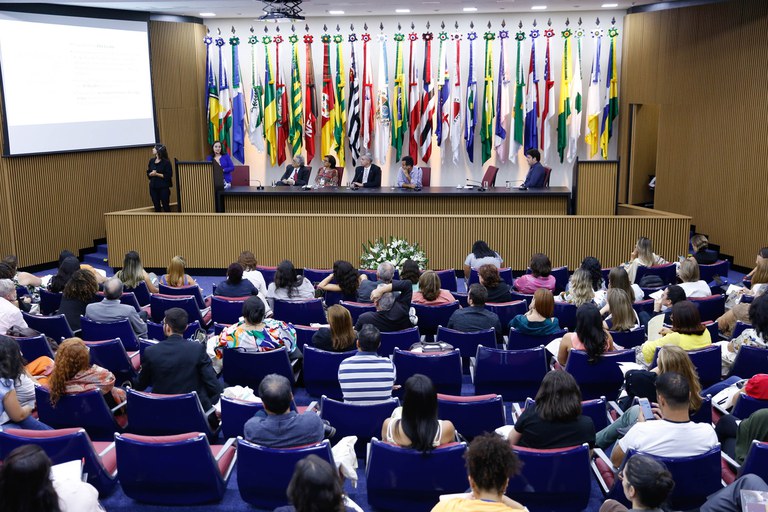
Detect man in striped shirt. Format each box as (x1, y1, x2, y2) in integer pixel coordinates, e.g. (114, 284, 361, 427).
(338, 325, 397, 405)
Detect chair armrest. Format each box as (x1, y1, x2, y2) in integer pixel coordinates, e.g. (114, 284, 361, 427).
(110, 400, 127, 413)
(608, 401, 624, 420)
(215, 436, 238, 481)
(305, 401, 319, 414)
(512, 402, 523, 421)
(713, 401, 730, 416)
(214, 437, 238, 461)
(721, 451, 741, 472)
(591, 447, 617, 495)
(98, 442, 116, 457)
(128, 351, 140, 360)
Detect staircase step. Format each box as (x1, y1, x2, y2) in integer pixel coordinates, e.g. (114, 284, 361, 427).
(96, 243, 109, 254)
(83, 253, 108, 266)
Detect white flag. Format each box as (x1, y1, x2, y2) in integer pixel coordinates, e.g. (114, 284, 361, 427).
(374, 35, 391, 166)
(248, 74, 265, 152)
(585, 33, 602, 158)
(567, 36, 583, 163)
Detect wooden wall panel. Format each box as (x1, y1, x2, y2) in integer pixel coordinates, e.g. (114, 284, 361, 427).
(620, 0, 768, 267)
(576, 161, 618, 215)
(106, 210, 690, 272)
(628, 104, 658, 205)
(176, 162, 215, 213)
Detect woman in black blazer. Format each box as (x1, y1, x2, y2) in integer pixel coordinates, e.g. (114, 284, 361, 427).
(147, 143, 172, 212)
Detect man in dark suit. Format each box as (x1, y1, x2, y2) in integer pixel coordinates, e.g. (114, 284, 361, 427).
(136, 307, 222, 411)
(277, 154, 311, 186)
(520, 148, 548, 189)
(351, 154, 382, 188)
(446, 283, 504, 345)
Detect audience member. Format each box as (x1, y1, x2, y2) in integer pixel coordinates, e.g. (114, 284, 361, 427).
(650, 284, 687, 325)
(115, 250, 158, 293)
(514, 253, 555, 294)
(603, 288, 639, 332)
(357, 261, 395, 302)
(599, 454, 675, 512)
(382, 374, 456, 451)
(54, 250, 106, 287)
(48, 255, 81, 293)
(746, 247, 768, 280)
(314, 155, 340, 188)
(412, 270, 457, 305)
(85, 277, 147, 336)
(0, 279, 26, 333)
(479, 264, 513, 303)
(275, 454, 362, 512)
(558, 303, 615, 366)
(700, 474, 768, 512)
(238, 250, 269, 298)
(0, 334, 44, 421)
(277, 154, 311, 187)
(690, 234, 718, 265)
(607, 266, 644, 304)
(2, 255, 42, 288)
(623, 237, 668, 284)
(158, 255, 198, 287)
(400, 259, 422, 291)
(447, 284, 504, 346)
(576, 256, 606, 292)
(677, 257, 711, 298)
(355, 279, 413, 333)
(311, 305, 357, 352)
(559, 268, 599, 307)
(640, 301, 711, 364)
(137, 308, 222, 411)
(717, 259, 768, 337)
(508, 288, 561, 337)
(722, 295, 767, 372)
(214, 262, 259, 297)
(317, 260, 368, 301)
(57, 269, 98, 332)
(266, 260, 315, 307)
(716, 408, 768, 464)
(338, 325, 396, 405)
(0, 336, 50, 430)
(508, 371, 596, 449)
(217, 296, 298, 359)
(463, 240, 503, 279)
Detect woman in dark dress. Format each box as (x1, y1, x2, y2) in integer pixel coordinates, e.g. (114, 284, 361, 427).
(311, 305, 356, 352)
(147, 143, 172, 212)
(57, 269, 99, 332)
(478, 264, 513, 303)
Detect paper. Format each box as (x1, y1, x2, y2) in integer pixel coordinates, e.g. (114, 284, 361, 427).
(545, 338, 562, 357)
(618, 362, 644, 376)
(50, 459, 83, 483)
(649, 289, 665, 300)
(727, 284, 744, 295)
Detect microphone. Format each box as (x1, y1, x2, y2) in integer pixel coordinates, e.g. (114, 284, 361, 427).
(254, 180, 264, 191)
(466, 178, 486, 191)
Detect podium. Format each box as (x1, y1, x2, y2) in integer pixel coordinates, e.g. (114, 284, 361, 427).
(174, 160, 222, 213)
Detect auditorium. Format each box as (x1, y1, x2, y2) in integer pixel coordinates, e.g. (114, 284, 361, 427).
(0, 0, 765, 511)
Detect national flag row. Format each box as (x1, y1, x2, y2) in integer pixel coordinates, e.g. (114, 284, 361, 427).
(204, 26, 619, 169)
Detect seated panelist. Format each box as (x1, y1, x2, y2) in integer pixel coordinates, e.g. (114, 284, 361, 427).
(395, 155, 423, 189)
(277, 154, 311, 186)
(351, 154, 381, 188)
(520, 148, 547, 189)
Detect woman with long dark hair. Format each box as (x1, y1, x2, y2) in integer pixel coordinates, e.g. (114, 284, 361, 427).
(0, 336, 51, 430)
(206, 140, 235, 188)
(558, 303, 615, 365)
(600, 454, 675, 512)
(274, 454, 361, 512)
(146, 143, 172, 212)
(640, 300, 711, 364)
(48, 256, 81, 294)
(266, 260, 315, 308)
(463, 240, 503, 280)
(317, 260, 368, 301)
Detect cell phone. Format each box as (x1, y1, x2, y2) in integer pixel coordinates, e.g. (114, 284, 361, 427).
(638, 398, 655, 421)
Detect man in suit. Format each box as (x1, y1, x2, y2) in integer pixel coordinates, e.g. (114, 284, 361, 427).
(85, 277, 147, 336)
(351, 154, 382, 188)
(136, 307, 222, 411)
(277, 154, 311, 186)
(520, 148, 548, 189)
(446, 283, 504, 346)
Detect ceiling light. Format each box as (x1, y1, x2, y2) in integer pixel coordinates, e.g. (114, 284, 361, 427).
(328, 10, 345, 14)
(395, 9, 411, 13)
(531, 5, 548, 9)
(463, 7, 478, 11)
(602, 2, 618, 6)
(199, 12, 216, 17)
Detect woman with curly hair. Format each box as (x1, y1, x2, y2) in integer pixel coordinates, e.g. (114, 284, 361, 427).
(412, 270, 456, 305)
(558, 303, 615, 365)
(479, 264, 513, 303)
(48, 338, 126, 408)
(317, 260, 368, 302)
(266, 260, 315, 308)
(56, 269, 99, 332)
(115, 250, 158, 293)
(0, 336, 51, 430)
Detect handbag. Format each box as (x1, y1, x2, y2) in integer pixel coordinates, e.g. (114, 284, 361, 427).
(409, 340, 454, 353)
(6, 325, 59, 354)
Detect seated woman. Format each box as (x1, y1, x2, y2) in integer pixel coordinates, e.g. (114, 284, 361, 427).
(568, 256, 606, 293)
(215, 262, 259, 297)
(558, 268, 598, 307)
(217, 296, 299, 359)
(603, 288, 640, 332)
(640, 300, 711, 364)
(400, 259, 421, 291)
(607, 266, 644, 304)
(722, 295, 767, 373)
(507, 370, 596, 449)
(275, 454, 362, 512)
(479, 264, 513, 303)
(54, 250, 107, 287)
(238, 250, 269, 298)
(431, 433, 526, 512)
(314, 155, 340, 188)
(509, 288, 560, 336)
(266, 260, 315, 308)
(690, 234, 718, 265)
(0, 337, 51, 430)
(57, 269, 99, 332)
(316, 260, 367, 302)
(2, 255, 42, 289)
(718, 259, 768, 337)
(746, 247, 768, 280)
(115, 250, 158, 294)
(599, 454, 675, 512)
(48, 338, 126, 409)
(558, 303, 615, 366)
(382, 374, 456, 451)
(412, 270, 456, 305)
(623, 237, 668, 284)
(47, 255, 81, 293)
(463, 240, 503, 280)
(514, 253, 556, 294)
(311, 305, 357, 353)
(159, 255, 198, 287)
(677, 257, 711, 298)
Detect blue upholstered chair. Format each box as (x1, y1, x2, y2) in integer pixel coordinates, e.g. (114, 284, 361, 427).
(473, 345, 549, 402)
(412, 301, 460, 340)
(34, 386, 125, 442)
(485, 300, 527, 331)
(689, 294, 726, 322)
(221, 346, 295, 389)
(437, 393, 506, 440)
(320, 396, 399, 458)
(339, 300, 376, 324)
(10, 333, 54, 361)
(303, 346, 356, 399)
(80, 316, 140, 351)
(729, 344, 768, 379)
(22, 311, 74, 342)
(39, 289, 63, 315)
(564, 349, 636, 401)
(83, 338, 140, 386)
(393, 348, 463, 395)
(210, 295, 248, 325)
(272, 298, 326, 325)
(507, 327, 567, 350)
(158, 283, 207, 309)
(379, 327, 421, 356)
(125, 389, 218, 442)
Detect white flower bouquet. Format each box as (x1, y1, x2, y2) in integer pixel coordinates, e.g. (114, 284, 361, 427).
(360, 237, 429, 270)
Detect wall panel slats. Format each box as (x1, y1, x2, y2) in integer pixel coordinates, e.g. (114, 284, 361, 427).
(176, 162, 215, 213)
(576, 161, 618, 215)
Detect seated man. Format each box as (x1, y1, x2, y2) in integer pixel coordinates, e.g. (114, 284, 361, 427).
(338, 325, 396, 405)
(395, 155, 423, 189)
(520, 148, 547, 189)
(351, 154, 382, 188)
(0, 279, 27, 333)
(355, 279, 413, 332)
(244, 373, 328, 447)
(610, 371, 718, 467)
(85, 277, 147, 336)
(137, 307, 222, 411)
(446, 283, 504, 346)
(276, 154, 311, 187)
(357, 261, 395, 303)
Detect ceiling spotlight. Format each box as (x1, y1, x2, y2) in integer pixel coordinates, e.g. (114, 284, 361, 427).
(601, 2, 618, 6)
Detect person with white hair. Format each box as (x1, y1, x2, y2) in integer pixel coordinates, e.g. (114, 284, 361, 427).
(85, 277, 147, 336)
(277, 154, 311, 187)
(0, 279, 26, 333)
(351, 154, 382, 188)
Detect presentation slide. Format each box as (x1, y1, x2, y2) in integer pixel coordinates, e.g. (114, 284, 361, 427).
(0, 11, 156, 155)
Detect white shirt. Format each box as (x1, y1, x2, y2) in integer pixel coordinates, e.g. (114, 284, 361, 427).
(617, 419, 717, 458)
(0, 296, 26, 333)
(362, 166, 371, 183)
(53, 477, 104, 512)
(679, 280, 712, 298)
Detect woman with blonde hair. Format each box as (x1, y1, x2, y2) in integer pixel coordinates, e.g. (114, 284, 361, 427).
(717, 259, 768, 337)
(311, 305, 357, 352)
(607, 266, 644, 304)
(623, 237, 667, 284)
(677, 257, 711, 298)
(412, 270, 456, 305)
(159, 255, 197, 288)
(115, 250, 158, 293)
(690, 234, 718, 265)
(559, 268, 597, 307)
(604, 288, 639, 332)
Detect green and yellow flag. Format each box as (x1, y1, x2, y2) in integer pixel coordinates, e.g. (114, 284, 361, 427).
(557, 29, 572, 163)
(392, 33, 407, 161)
(263, 37, 278, 167)
(289, 37, 303, 157)
(334, 35, 346, 167)
(480, 31, 495, 165)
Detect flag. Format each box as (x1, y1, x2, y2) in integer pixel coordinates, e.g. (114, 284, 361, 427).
(374, 35, 391, 166)
(361, 34, 374, 152)
(567, 33, 583, 163)
(523, 35, 539, 152)
(407, 34, 421, 162)
(419, 32, 436, 163)
(495, 32, 511, 163)
(600, 31, 618, 159)
(347, 40, 361, 166)
(217, 39, 232, 154)
(511, 32, 524, 164)
(320, 36, 336, 159)
(231, 38, 246, 164)
(480, 32, 495, 165)
(585, 32, 602, 158)
(540, 32, 555, 162)
(289, 40, 303, 158)
(436, 33, 451, 159)
(206, 40, 220, 145)
(275, 42, 288, 165)
(450, 34, 462, 165)
(264, 41, 278, 167)
(248, 40, 264, 152)
(557, 31, 572, 163)
(304, 35, 318, 163)
(392, 33, 407, 161)
(464, 33, 477, 163)
(334, 37, 346, 167)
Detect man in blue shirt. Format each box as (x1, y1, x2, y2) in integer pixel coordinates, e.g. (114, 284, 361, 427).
(520, 148, 548, 189)
(446, 284, 504, 346)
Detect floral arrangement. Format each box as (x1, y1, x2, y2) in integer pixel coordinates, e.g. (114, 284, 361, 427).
(360, 237, 428, 271)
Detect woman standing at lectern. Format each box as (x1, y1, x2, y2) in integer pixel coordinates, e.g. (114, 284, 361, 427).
(146, 143, 172, 212)
(207, 140, 235, 189)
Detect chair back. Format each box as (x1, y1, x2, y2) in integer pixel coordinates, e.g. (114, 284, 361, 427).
(379, 327, 421, 356)
(158, 284, 206, 308)
(146, 319, 201, 341)
(34, 386, 122, 441)
(126, 389, 216, 440)
(433, 269, 457, 291)
(689, 294, 726, 322)
(550, 266, 569, 294)
(450, 291, 468, 307)
(468, 267, 514, 286)
(116, 432, 233, 505)
(324, 290, 344, 306)
(635, 263, 677, 286)
(436, 326, 497, 358)
(237, 438, 334, 509)
(22, 311, 74, 342)
(698, 260, 730, 283)
(83, 338, 138, 386)
(412, 302, 460, 338)
(741, 440, 768, 481)
(0, 428, 117, 496)
(732, 393, 768, 420)
(255, 265, 277, 285)
(690, 394, 713, 424)
(80, 316, 140, 351)
(94, 291, 142, 312)
(485, 300, 527, 329)
(685, 344, 722, 388)
(222, 346, 295, 389)
(39, 289, 63, 315)
(543, 166, 552, 187)
(481, 165, 499, 187)
(553, 301, 578, 330)
(340, 300, 376, 324)
(272, 298, 326, 325)
(320, 396, 399, 458)
(11, 334, 54, 361)
(729, 344, 768, 379)
(231, 164, 249, 186)
(150, 294, 208, 327)
(732, 321, 751, 340)
(293, 324, 319, 351)
(474, 345, 549, 401)
(421, 166, 431, 186)
(507, 327, 567, 350)
(564, 349, 636, 400)
(608, 326, 645, 349)
(139, 338, 158, 358)
(302, 268, 333, 284)
(581, 396, 610, 431)
(510, 290, 535, 307)
(335, 166, 345, 183)
(437, 394, 505, 440)
(303, 346, 357, 399)
(210, 295, 247, 325)
(507, 444, 592, 511)
(123, 281, 151, 306)
(220, 396, 264, 439)
(393, 348, 463, 395)
(632, 298, 656, 317)
(366, 439, 469, 512)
